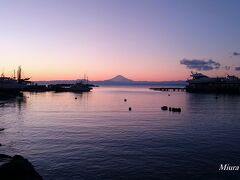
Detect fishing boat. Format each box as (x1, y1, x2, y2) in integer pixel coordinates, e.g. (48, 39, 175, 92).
(0, 76, 21, 94)
(0, 66, 30, 96)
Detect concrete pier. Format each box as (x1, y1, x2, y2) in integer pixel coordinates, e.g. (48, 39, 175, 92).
(149, 87, 186, 92)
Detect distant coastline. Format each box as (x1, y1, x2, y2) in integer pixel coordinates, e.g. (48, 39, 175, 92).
(34, 75, 187, 86)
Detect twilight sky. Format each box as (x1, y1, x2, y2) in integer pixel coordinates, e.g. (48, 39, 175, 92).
(1, 0, 240, 81)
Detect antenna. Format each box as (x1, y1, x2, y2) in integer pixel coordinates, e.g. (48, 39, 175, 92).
(1, 68, 5, 78)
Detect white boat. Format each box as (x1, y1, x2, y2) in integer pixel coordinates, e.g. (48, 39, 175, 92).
(186, 72, 240, 93)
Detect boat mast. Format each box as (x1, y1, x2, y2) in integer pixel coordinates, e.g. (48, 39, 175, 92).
(17, 66, 21, 81)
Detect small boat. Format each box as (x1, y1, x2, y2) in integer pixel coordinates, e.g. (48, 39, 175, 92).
(49, 82, 92, 93)
(69, 82, 92, 92)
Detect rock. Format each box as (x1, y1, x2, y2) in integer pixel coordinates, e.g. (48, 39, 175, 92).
(124, 99, 127, 102)
(172, 107, 181, 112)
(0, 154, 11, 160)
(129, 107, 132, 111)
(0, 154, 12, 166)
(0, 128, 4, 131)
(0, 155, 42, 180)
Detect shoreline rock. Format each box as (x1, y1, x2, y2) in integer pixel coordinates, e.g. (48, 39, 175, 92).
(0, 154, 42, 180)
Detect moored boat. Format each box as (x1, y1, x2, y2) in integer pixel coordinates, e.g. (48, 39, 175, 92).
(0, 66, 30, 97)
(49, 82, 92, 92)
(186, 72, 240, 93)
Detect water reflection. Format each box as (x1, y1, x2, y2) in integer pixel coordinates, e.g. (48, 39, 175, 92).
(1, 87, 240, 179)
(186, 93, 240, 114)
(0, 95, 26, 112)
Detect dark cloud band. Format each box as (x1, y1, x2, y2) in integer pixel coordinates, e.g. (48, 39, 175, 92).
(180, 59, 221, 71)
(233, 52, 240, 56)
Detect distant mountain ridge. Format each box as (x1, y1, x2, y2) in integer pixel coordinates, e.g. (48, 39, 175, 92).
(35, 75, 187, 86)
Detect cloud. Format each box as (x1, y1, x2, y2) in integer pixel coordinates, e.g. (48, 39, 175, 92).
(233, 52, 240, 56)
(235, 67, 240, 71)
(180, 59, 221, 71)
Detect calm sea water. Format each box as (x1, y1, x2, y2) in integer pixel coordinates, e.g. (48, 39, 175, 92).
(0, 86, 240, 180)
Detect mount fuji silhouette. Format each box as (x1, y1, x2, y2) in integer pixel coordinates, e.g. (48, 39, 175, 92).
(106, 75, 133, 82)
(98, 75, 186, 86)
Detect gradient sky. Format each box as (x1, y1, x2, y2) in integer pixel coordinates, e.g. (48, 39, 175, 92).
(1, 0, 240, 81)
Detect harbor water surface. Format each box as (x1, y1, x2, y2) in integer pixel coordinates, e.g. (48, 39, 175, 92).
(0, 86, 240, 179)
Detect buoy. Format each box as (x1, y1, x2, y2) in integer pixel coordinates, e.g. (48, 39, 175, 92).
(124, 99, 127, 102)
(75, 97, 77, 99)
(129, 107, 132, 111)
(161, 106, 168, 111)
